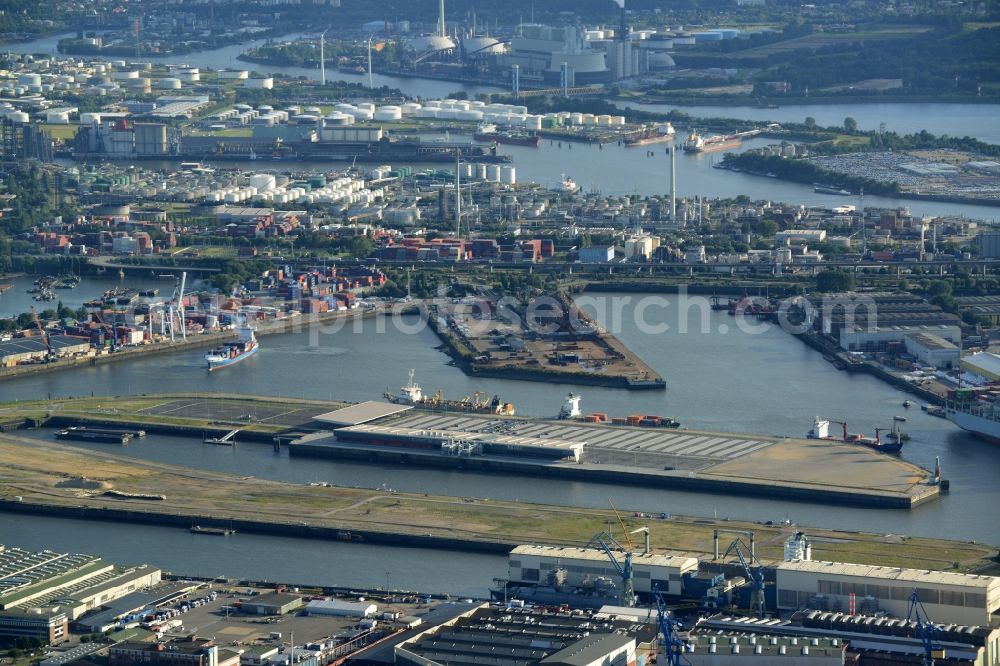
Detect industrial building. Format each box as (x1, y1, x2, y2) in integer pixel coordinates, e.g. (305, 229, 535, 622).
(903, 332, 960, 369)
(503, 24, 611, 85)
(838, 324, 962, 353)
(0, 335, 92, 366)
(393, 603, 652, 666)
(509, 545, 699, 597)
(775, 560, 1000, 627)
(305, 599, 377, 618)
(240, 592, 304, 616)
(0, 545, 161, 644)
(695, 612, 1000, 665)
(961, 352, 1000, 382)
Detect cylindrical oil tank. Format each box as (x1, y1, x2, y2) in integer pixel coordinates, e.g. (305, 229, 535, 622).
(374, 106, 402, 121)
(500, 166, 516, 185)
(476, 163, 488, 180)
(487, 165, 501, 182)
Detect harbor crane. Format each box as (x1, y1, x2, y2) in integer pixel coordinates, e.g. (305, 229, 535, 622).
(647, 583, 691, 666)
(29, 306, 52, 362)
(907, 589, 945, 666)
(585, 530, 635, 608)
(722, 536, 767, 617)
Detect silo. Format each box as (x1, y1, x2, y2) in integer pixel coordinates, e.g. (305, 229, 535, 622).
(476, 163, 488, 180)
(487, 165, 501, 182)
(500, 166, 516, 185)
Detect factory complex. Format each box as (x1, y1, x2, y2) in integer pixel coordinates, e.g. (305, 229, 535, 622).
(0, 545, 162, 645)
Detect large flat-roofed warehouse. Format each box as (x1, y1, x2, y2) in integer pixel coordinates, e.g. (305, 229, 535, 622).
(0, 546, 161, 619)
(0, 335, 91, 366)
(775, 560, 1000, 627)
(395, 603, 651, 666)
(509, 545, 699, 597)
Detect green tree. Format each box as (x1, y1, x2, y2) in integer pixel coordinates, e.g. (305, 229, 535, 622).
(844, 117, 859, 132)
(804, 117, 817, 128)
(816, 269, 855, 292)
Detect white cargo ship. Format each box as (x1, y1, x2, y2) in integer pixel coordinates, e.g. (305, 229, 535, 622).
(945, 388, 1000, 444)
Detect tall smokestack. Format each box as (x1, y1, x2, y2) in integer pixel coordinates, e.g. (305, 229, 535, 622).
(439, 0, 446, 37)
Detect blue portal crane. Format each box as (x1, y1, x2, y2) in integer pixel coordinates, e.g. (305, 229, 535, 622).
(647, 583, 690, 666)
(907, 588, 944, 666)
(723, 537, 766, 617)
(585, 530, 635, 607)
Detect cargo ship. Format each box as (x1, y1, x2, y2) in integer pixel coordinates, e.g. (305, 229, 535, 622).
(945, 388, 1000, 444)
(557, 394, 680, 428)
(624, 123, 676, 147)
(205, 319, 258, 371)
(559, 174, 580, 194)
(384, 369, 515, 415)
(814, 183, 852, 196)
(474, 123, 540, 147)
(806, 417, 903, 454)
(683, 131, 742, 154)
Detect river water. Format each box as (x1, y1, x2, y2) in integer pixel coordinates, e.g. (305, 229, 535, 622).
(3, 296, 999, 548)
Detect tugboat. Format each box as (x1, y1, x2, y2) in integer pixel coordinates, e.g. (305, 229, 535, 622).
(205, 318, 258, 371)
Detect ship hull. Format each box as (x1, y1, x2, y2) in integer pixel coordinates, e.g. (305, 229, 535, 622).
(206, 343, 258, 371)
(684, 140, 741, 154)
(625, 134, 675, 147)
(946, 407, 1000, 444)
(474, 132, 540, 147)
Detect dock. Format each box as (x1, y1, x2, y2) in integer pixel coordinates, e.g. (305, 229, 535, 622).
(293, 408, 939, 509)
(203, 429, 239, 445)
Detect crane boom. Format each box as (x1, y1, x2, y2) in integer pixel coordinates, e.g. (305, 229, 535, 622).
(609, 499, 634, 550)
(585, 530, 636, 607)
(30, 306, 52, 361)
(722, 537, 766, 617)
(647, 584, 690, 666)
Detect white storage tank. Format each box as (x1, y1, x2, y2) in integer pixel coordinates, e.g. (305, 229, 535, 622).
(325, 113, 353, 126)
(335, 103, 356, 112)
(487, 165, 501, 182)
(45, 110, 69, 124)
(348, 109, 374, 121)
(611, 115, 626, 125)
(357, 102, 376, 113)
(597, 114, 612, 125)
(500, 166, 516, 185)
(582, 113, 597, 125)
(157, 77, 182, 89)
(115, 70, 140, 80)
(304, 106, 322, 115)
(455, 110, 483, 122)
(569, 112, 584, 125)
(401, 102, 422, 115)
(374, 106, 402, 121)
(476, 164, 488, 180)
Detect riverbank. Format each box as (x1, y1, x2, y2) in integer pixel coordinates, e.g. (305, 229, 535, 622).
(0, 305, 411, 381)
(0, 431, 990, 572)
(625, 94, 1000, 108)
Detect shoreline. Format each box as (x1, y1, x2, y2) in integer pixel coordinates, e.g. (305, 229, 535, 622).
(0, 306, 412, 382)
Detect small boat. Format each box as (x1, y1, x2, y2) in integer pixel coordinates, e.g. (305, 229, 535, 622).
(894, 415, 907, 422)
(902, 400, 913, 408)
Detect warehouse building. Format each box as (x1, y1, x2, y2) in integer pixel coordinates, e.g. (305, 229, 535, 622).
(240, 592, 303, 616)
(305, 599, 377, 618)
(838, 324, 962, 353)
(904, 332, 960, 369)
(394, 603, 651, 666)
(775, 560, 1000, 627)
(509, 545, 699, 597)
(0, 335, 92, 366)
(961, 352, 1000, 382)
